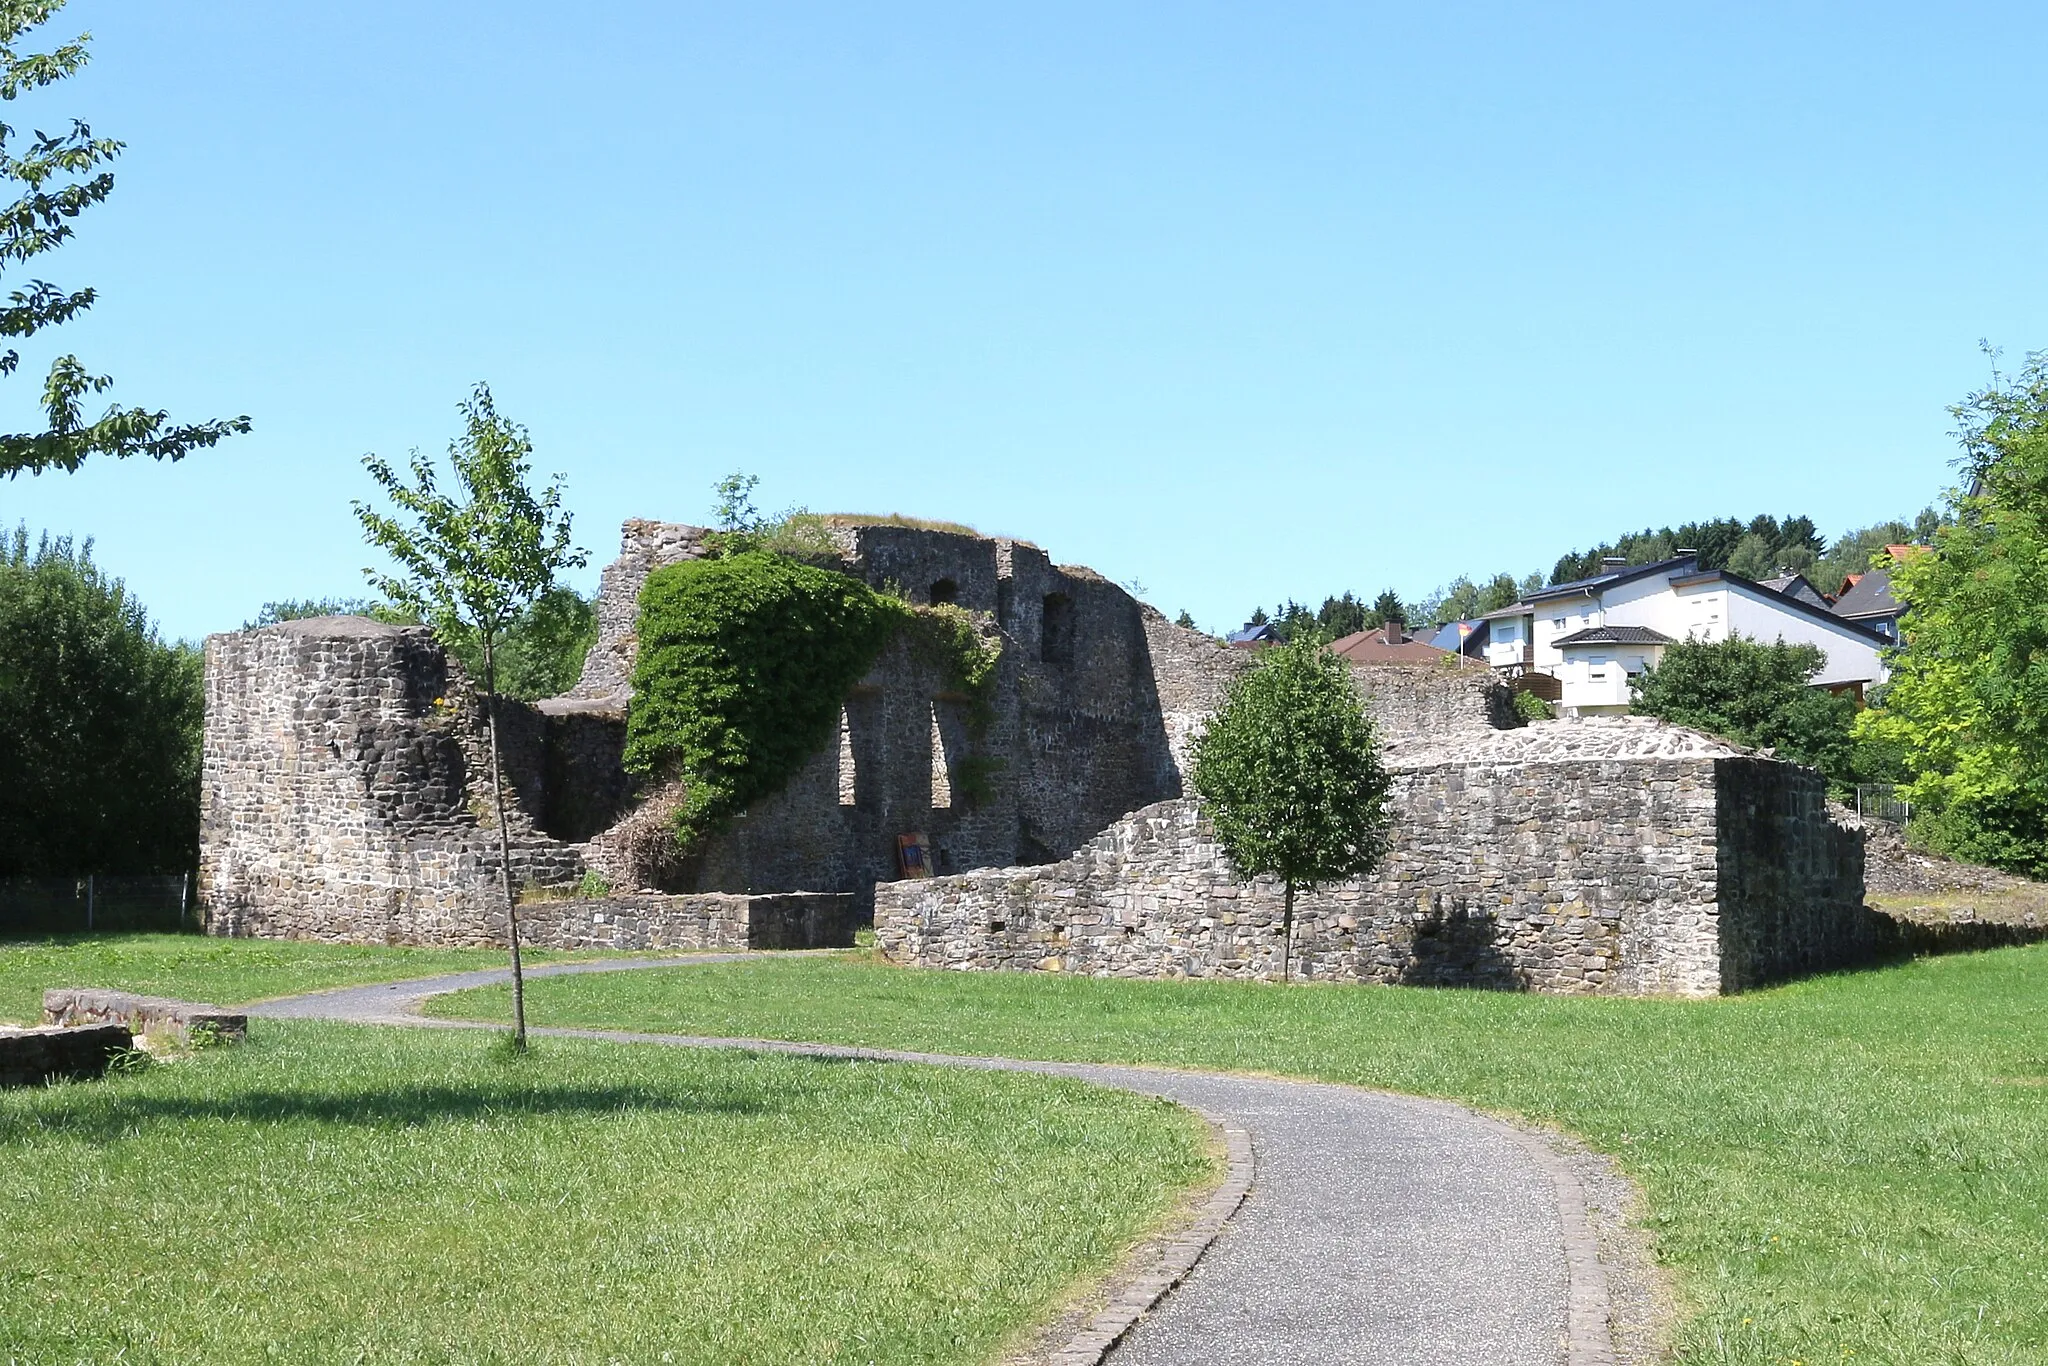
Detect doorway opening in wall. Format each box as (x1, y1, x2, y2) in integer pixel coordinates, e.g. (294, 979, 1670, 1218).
(929, 578, 958, 606)
(1041, 593, 1075, 664)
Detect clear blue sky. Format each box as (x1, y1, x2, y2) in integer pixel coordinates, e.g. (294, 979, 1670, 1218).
(4, 1, 2043, 641)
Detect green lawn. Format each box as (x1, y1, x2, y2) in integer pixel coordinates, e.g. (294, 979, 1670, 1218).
(0, 1022, 1212, 1364)
(0, 933, 651, 1025)
(431, 947, 2048, 1366)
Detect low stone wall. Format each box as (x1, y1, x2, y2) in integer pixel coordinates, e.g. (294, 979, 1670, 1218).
(510, 891, 857, 952)
(0, 1023, 133, 1087)
(877, 728, 1871, 997)
(42, 989, 247, 1044)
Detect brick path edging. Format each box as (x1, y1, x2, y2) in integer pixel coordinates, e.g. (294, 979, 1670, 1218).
(1037, 1106, 1254, 1366)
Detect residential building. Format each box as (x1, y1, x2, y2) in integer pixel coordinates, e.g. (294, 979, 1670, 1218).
(1830, 546, 1919, 643)
(1328, 619, 1450, 665)
(1225, 622, 1280, 649)
(1481, 553, 1891, 716)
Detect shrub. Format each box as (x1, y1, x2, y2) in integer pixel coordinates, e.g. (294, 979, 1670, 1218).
(1511, 689, 1554, 722)
(625, 553, 905, 846)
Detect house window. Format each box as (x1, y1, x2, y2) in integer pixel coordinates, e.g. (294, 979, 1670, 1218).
(1553, 617, 1566, 629)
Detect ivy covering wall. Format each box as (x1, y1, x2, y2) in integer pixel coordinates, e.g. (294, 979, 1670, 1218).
(623, 550, 998, 846)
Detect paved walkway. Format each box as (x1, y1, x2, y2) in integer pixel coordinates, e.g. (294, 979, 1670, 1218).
(251, 958, 1610, 1365)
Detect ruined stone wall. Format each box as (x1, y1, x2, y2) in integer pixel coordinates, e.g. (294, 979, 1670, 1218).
(568, 520, 711, 703)
(1713, 757, 1873, 991)
(1350, 662, 1517, 739)
(876, 721, 1872, 996)
(200, 520, 1524, 945)
(510, 891, 855, 952)
(199, 617, 582, 945)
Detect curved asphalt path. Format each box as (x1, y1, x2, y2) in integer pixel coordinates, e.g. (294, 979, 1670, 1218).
(250, 957, 1611, 1366)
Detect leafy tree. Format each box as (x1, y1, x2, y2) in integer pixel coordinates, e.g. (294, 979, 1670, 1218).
(0, 1, 247, 477)
(1551, 515, 1819, 584)
(1859, 350, 2048, 874)
(1632, 635, 1860, 788)
(1725, 532, 1778, 580)
(1414, 570, 1541, 627)
(1315, 592, 1365, 639)
(353, 383, 586, 1049)
(243, 597, 377, 629)
(242, 590, 596, 701)
(1811, 512, 1939, 591)
(0, 526, 201, 874)
(1189, 639, 1394, 981)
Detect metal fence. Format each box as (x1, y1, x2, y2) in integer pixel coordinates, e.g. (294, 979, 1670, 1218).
(0, 874, 198, 936)
(1855, 784, 1912, 826)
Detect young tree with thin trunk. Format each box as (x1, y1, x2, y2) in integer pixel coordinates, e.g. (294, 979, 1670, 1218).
(1190, 639, 1394, 981)
(353, 384, 585, 1049)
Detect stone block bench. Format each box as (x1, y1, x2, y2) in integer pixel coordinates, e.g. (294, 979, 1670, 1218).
(42, 989, 248, 1045)
(0, 1023, 134, 1087)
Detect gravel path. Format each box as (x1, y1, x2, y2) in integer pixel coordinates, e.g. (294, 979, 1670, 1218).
(250, 957, 1612, 1365)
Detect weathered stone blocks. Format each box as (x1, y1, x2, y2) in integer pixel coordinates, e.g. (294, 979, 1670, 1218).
(0, 1023, 134, 1087)
(41, 989, 248, 1044)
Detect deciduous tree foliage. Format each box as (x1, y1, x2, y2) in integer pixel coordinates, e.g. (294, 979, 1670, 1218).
(242, 590, 598, 701)
(1630, 636, 1862, 789)
(1190, 640, 1393, 980)
(1859, 351, 2048, 874)
(353, 384, 585, 1048)
(0, 527, 201, 874)
(0, 0, 246, 477)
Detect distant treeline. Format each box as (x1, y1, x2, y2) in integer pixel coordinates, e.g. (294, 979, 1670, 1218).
(1233, 508, 1942, 635)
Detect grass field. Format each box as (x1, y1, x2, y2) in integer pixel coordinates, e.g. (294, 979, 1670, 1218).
(0, 934, 646, 1025)
(431, 946, 2048, 1366)
(0, 1021, 1212, 1364)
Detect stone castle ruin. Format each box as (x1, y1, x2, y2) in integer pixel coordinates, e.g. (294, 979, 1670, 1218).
(200, 518, 1874, 995)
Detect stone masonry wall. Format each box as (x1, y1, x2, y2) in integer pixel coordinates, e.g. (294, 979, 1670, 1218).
(1713, 757, 1874, 991)
(200, 617, 583, 945)
(201, 520, 1522, 946)
(877, 721, 1870, 996)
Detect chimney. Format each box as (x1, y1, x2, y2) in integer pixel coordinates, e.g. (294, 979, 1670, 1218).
(1675, 547, 1698, 557)
(1383, 616, 1405, 645)
(1601, 556, 1627, 570)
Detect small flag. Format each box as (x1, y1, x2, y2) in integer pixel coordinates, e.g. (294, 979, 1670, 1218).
(1457, 621, 1476, 639)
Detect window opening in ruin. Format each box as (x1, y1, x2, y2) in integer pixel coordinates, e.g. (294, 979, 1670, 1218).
(1041, 592, 1075, 664)
(929, 578, 958, 606)
(996, 580, 1014, 626)
(837, 707, 857, 807)
(929, 702, 952, 809)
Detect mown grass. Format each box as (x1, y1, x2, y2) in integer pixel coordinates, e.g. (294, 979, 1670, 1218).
(432, 947, 2048, 1365)
(0, 1022, 1212, 1364)
(0, 933, 636, 1025)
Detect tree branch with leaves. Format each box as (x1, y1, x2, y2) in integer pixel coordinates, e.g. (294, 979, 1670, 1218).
(353, 383, 585, 1048)
(0, 0, 248, 477)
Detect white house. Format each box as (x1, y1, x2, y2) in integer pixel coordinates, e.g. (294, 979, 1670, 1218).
(1481, 553, 1890, 716)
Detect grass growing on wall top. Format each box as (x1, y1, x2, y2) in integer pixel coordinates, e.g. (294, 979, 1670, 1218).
(431, 946, 2048, 1366)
